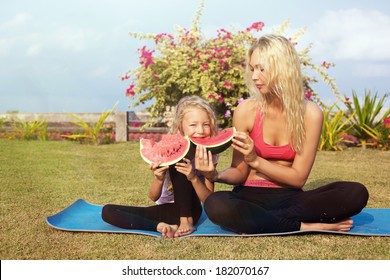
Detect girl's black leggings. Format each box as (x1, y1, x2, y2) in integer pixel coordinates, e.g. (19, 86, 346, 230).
(101, 165, 202, 231)
(204, 181, 369, 234)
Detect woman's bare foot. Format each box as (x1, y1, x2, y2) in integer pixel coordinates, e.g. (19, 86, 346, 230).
(157, 222, 178, 238)
(301, 218, 354, 232)
(174, 217, 196, 237)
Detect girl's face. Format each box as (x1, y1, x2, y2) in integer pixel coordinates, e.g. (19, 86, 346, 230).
(249, 49, 269, 95)
(181, 106, 212, 138)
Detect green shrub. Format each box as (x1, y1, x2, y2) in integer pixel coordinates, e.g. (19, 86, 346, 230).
(361, 117, 390, 150)
(63, 102, 117, 145)
(10, 117, 48, 141)
(319, 103, 355, 151)
(0, 116, 7, 130)
(344, 89, 390, 147)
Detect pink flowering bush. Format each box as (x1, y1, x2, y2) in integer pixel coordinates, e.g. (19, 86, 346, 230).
(123, 0, 338, 127)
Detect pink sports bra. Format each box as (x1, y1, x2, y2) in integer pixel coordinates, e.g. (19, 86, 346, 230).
(249, 109, 296, 161)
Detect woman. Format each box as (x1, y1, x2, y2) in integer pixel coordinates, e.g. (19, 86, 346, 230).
(192, 34, 369, 234)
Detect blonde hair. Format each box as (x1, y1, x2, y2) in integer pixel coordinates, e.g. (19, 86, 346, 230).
(170, 96, 218, 137)
(245, 34, 306, 153)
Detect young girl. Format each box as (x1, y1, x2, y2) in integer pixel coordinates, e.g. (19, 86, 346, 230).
(193, 34, 369, 234)
(102, 96, 219, 238)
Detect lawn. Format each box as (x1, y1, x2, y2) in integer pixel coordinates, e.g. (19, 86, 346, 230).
(0, 139, 389, 260)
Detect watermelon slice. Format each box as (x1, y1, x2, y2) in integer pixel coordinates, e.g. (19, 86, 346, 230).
(190, 127, 235, 154)
(140, 133, 191, 166)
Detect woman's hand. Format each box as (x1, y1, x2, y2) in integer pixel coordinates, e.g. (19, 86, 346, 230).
(232, 131, 257, 166)
(175, 158, 196, 181)
(194, 145, 218, 182)
(150, 162, 168, 181)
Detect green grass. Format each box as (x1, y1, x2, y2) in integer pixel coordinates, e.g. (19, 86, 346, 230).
(0, 139, 389, 260)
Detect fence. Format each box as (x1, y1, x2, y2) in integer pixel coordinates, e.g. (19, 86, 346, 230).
(0, 111, 168, 142)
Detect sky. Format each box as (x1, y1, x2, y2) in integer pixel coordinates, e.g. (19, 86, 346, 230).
(1, 0, 389, 113)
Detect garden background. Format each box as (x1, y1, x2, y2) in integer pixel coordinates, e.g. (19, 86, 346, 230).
(1, 0, 390, 113)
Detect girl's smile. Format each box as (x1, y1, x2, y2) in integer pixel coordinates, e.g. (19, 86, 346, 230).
(181, 107, 211, 138)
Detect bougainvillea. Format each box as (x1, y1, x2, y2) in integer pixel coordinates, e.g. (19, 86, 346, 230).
(123, 0, 339, 128)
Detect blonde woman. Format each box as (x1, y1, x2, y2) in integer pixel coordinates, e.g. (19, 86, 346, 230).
(102, 96, 219, 238)
(193, 34, 369, 234)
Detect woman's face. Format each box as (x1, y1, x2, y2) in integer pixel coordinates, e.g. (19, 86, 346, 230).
(249, 50, 269, 95)
(181, 107, 212, 138)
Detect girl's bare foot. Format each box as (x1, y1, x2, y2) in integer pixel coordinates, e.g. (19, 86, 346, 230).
(174, 217, 196, 237)
(301, 218, 354, 232)
(157, 222, 178, 238)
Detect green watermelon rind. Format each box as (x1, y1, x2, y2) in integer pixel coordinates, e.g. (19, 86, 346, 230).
(190, 127, 236, 155)
(140, 135, 191, 166)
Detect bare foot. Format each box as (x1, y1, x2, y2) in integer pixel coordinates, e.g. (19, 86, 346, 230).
(174, 217, 196, 237)
(301, 218, 354, 232)
(157, 222, 178, 238)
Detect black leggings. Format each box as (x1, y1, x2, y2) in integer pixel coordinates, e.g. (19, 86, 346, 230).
(102, 165, 202, 231)
(204, 181, 369, 234)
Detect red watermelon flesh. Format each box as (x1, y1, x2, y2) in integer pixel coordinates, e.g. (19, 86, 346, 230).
(190, 127, 235, 154)
(140, 133, 190, 166)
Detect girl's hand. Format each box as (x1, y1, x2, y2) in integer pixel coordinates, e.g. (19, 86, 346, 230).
(149, 162, 168, 181)
(232, 131, 257, 165)
(175, 158, 196, 181)
(195, 145, 218, 181)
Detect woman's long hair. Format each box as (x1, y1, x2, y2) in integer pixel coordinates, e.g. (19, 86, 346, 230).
(245, 34, 306, 153)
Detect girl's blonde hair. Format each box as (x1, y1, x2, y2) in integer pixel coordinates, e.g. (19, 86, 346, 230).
(245, 34, 306, 153)
(170, 96, 218, 137)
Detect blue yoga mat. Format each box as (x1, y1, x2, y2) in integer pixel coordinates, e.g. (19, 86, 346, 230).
(46, 199, 390, 237)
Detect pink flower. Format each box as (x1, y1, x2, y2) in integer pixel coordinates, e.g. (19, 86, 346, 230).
(121, 73, 130, 81)
(208, 93, 216, 99)
(217, 29, 232, 40)
(246, 22, 265, 32)
(154, 33, 174, 44)
(219, 59, 228, 70)
(218, 93, 224, 103)
(322, 61, 330, 69)
(224, 80, 233, 89)
(138, 46, 155, 68)
(224, 110, 231, 118)
(238, 98, 244, 104)
(305, 90, 312, 100)
(383, 116, 390, 126)
(126, 84, 135, 96)
(288, 38, 298, 46)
